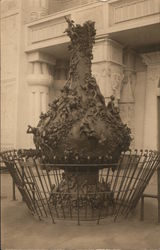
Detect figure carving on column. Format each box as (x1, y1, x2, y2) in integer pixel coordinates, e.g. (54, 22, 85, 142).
(93, 67, 114, 105)
(92, 71, 104, 95)
(111, 72, 124, 106)
(99, 66, 112, 105)
(98, 66, 123, 106)
(119, 69, 136, 148)
(120, 70, 135, 103)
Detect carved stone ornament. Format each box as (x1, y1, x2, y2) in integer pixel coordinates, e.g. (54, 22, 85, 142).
(105, 66, 124, 105)
(141, 51, 160, 66)
(147, 66, 160, 83)
(111, 72, 124, 101)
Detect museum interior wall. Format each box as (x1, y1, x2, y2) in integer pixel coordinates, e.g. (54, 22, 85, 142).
(1, 0, 160, 150)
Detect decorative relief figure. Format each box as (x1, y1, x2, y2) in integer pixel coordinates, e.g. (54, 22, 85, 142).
(119, 70, 136, 148)
(120, 70, 135, 103)
(96, 65, 124, 106)
(103, 64, 123, 106)
(111, 72, 124, 106)
(102, 66, 113, 104)
(148, 66, 160, 83)
(119, 103, 135, 148)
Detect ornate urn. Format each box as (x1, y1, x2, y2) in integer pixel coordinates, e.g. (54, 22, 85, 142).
(26, 19, 131, 217)
(27, 18, 131, 165)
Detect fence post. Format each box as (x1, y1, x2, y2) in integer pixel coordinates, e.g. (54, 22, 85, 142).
(12, 180, 16, 201)
(140, 195, 144, 221)
(22, 165, 25, 202)
(157, 167, 160, 223)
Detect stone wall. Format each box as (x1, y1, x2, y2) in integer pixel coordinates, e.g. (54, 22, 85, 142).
(1, 0, 21, 149)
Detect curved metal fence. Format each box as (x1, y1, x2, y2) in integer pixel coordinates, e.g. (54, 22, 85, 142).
(1, 149, 160, 225)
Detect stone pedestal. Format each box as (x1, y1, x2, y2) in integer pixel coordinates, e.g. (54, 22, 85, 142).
(141, 51, 160, 150)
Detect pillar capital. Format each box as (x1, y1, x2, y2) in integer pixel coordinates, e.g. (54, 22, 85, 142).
(123, 48, 137, 71)
(27, 50, 55, 128)
(28, 51, 56, 65)
(27, 61, 54, 87)
(92, 37, 124, 66)
(106, 38, 124, 67)
(141, 51, 160, 66)
(27, 51, 55, 87)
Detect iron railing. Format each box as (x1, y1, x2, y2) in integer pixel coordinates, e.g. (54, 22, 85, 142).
(1, 149, 160, 225)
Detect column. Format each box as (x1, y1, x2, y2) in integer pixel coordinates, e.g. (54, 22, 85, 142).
(54, 60, 68, 80)
(27, 51, 56, 127)
(92, 37, 124, 106)
(141, 51, 160, 150)
(50, 60, 69, 101)
(119, 49, 137, 148)
(29, 0, 49, 21)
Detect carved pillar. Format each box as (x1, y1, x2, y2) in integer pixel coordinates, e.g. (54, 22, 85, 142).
(27, 51, 55, 126)
(92, 38, 124, 106)
(141, 51, 160, 150)
(29, 0, 49, 21)
(119, 49, 136, 148)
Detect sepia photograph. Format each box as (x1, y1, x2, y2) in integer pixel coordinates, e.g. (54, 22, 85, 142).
(1, 0, 160, 249)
